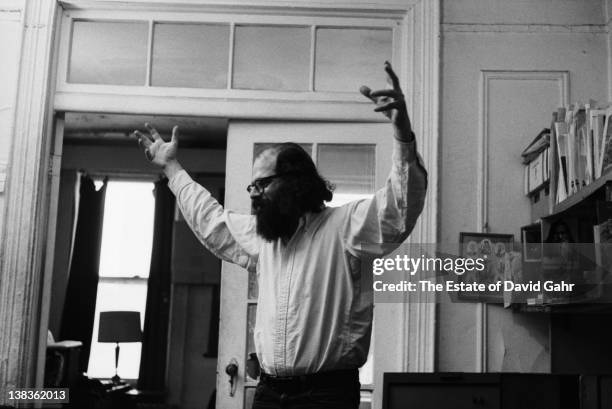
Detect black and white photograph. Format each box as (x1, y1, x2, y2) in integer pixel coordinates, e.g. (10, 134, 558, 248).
(458, 232, 514, 302)
(2, 1, 612, 408)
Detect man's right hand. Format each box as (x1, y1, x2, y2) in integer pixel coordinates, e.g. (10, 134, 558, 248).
(133, 123, 183, 179)
(360, 61, 414, 143)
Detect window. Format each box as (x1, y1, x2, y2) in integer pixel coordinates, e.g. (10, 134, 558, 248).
(151, 23, 230, 88)
(87, 180, 155, 379)
(315, 28, 392, 92)
(69, 21, 148, 85)
(233, 25, 310, 91)
(318, 144, 375, 207)
(65, 18, 394, 94)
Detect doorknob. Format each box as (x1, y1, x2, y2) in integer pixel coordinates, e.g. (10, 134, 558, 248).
(225, 359, 239, 397)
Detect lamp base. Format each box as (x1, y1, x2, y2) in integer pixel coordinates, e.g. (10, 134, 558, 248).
(111, 375, 122, 385)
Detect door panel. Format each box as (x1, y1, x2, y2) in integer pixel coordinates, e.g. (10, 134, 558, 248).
(217, 121, 395, 409)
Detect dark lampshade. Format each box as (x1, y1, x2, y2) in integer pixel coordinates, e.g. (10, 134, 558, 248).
(98, 311, 142, 343)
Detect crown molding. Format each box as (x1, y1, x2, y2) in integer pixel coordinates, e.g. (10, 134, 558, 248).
(443, 22, 607, 34)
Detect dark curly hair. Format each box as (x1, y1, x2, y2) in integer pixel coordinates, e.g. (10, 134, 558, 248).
(269, 143, 334, 213)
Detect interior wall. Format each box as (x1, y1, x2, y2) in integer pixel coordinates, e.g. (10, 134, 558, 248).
(0, 3, 23, 240)
(438, 0, 609, 372)
(443, 0, 605, 25)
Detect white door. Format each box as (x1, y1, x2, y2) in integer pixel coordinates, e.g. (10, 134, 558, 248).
(217, 121, 406, 409)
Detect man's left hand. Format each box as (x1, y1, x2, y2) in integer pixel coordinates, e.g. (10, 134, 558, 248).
(360, 61, 414, 143)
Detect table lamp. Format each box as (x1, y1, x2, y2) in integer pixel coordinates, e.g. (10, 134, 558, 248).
(98, 311, 142, 384)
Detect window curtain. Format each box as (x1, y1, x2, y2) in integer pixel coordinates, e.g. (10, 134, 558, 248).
(60, 174, 108, 373)
(138, 178, 175, 390)
(49, 170, 77, 337)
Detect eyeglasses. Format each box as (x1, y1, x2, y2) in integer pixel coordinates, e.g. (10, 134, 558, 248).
(246, 174, 285, 194)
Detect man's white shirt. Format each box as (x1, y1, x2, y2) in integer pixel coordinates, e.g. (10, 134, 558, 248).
(168, 138, 427, 376)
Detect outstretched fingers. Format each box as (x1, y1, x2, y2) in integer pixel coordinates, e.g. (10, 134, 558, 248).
(359, 85, 376, 103)
(384, 61, 401, 91)
(360, 62, 406, 119)
(369, 89, 403, 99)
(171, 125, 179, 145)
(133, 130, 155, 161)
(145, 122, 162, 141)
(133, 130, 152, 147)
(374, 100, 404, 113)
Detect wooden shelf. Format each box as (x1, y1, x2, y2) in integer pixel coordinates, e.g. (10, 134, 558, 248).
(517, 302, 612, 314)
(520, 166, 612, 311)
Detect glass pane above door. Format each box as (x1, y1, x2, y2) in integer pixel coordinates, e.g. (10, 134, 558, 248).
(62, 15, 400, 100)
(233, 25, 310, 91)
(69, 21, 148, 85)
(152, 23, 229, 88)
(315, 28, 393, 92)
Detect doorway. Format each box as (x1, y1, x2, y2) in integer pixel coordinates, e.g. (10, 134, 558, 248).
(46, 112, 227, 408)
(3, 4, 438, 404)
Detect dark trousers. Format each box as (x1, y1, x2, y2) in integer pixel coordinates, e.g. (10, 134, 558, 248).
(252, 369, 361, 409)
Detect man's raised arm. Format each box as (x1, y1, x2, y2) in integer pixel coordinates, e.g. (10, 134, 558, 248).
(133, 124, 259, 271)
(343, 62, 428, 257)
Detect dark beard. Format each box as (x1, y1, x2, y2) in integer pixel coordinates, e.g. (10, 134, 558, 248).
(252, 197, 300, 242)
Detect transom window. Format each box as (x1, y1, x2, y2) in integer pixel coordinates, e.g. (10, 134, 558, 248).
(62, 14, 395, 94)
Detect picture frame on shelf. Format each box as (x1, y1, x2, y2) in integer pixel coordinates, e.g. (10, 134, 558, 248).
(458, 232, 514, 303)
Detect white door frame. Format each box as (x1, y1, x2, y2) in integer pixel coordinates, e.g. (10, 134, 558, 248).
(0, 0, 439, 402)
(0, 0, 61, 399)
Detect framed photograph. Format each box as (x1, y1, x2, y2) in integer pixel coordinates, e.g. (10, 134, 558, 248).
(458, 232, 514, 303)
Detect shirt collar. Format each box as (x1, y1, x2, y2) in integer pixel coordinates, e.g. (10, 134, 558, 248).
(299, 208, 327, 233)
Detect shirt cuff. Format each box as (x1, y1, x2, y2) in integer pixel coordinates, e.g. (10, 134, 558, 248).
(396, 137, 417, 162)
(392, 137, 427, 176)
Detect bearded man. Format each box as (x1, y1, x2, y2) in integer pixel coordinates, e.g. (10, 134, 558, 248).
(134, 62, 427, 409)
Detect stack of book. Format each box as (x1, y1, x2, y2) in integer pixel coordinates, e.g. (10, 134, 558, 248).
(550, 102, 612, 204)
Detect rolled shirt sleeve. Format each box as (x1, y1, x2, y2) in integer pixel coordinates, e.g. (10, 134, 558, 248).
(343, 136, 428, 257)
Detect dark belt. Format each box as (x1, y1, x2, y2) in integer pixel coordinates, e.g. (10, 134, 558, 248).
(259, 369, 359, 392)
